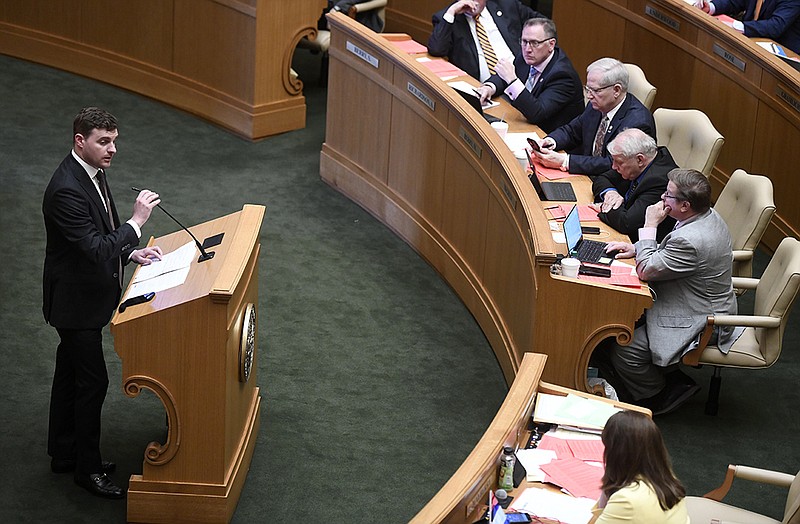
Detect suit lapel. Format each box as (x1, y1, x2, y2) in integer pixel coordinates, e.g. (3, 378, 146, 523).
(604, 96, 630, 148)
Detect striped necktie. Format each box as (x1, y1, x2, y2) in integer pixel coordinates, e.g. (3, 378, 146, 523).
(474, 17, 498, 75)
(525, 67, 539, 91)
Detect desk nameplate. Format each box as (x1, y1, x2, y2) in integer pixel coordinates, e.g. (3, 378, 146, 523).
(644, 4, 680, 32)
(345, 40, 379, 68)
(713, 42, 747, 72)
(458, 126, 483, 159)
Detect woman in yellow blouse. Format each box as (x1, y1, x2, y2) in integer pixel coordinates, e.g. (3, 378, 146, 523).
(590, 411, 690, 523)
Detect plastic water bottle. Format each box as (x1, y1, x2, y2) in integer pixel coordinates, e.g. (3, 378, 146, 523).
(498, 446, 515, 491)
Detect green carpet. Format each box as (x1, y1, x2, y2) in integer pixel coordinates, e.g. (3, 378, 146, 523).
(0, 49, 797, 523)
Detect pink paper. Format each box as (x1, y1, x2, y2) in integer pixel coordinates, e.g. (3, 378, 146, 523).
(566, 439, 605, 463)
(419, 59, 466, 78)
(540, 457, 604, 500)
(546, 204, 600, 222)
(536, 433, 574, 458)
(715, 14, 736, 26)
(532, 161, 573, 180)
(390, 39, 428, 54)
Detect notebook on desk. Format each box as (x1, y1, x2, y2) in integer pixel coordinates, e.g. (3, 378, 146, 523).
(525, 150, 576, 202)
(563, 204, 612, 264)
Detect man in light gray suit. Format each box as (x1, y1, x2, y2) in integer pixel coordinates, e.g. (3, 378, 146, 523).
(603, 169, 737, 415)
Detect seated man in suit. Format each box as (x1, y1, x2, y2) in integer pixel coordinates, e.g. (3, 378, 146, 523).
(475, 17, 584, 133)
(533, 57, 656, 176)
(693, 0, 800, 54)
(427, 0, 543, 82)
(602, 169, 738, 415)
(593, 128, 678, 242)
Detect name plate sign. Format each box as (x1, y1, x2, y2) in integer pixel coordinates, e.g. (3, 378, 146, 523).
(407, 82, 435, 111)
(346, 41, 379, 68)
(459, 127, 482, 158)
(502, 180, 518, 210)
(645, 5, 680, 32)
(713, 43, 746, 71)
(777, 85, 800, 115)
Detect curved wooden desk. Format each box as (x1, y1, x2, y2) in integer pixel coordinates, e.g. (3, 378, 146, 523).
(0, 0, 325, 139)
(320, 13, 651, 389)
(551, 0, 800, 251)
(410, 352, 649, 524)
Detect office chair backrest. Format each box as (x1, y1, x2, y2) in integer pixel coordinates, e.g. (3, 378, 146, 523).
(754, 237, 800, 363)
(654, 108, 724, 177)
(623, 63, 657, 110)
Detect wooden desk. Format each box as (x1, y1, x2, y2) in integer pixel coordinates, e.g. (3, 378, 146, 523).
(0, 0, 326, 139)
(321, 12, 651, 390)
(551, 0, 800, 252)
(409, 352, 650, 524)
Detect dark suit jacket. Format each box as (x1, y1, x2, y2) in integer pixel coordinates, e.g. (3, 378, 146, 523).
(546, 94, 656, 176)
(592, 146, 678, 242)
(43, 153, 139, 329)
(427, 0, 542, 80)
(484, 47, 584, 134)
(714, 0, 800, 53)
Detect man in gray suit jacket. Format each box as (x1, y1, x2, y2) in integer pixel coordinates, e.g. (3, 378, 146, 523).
(603, 169, 737, 415)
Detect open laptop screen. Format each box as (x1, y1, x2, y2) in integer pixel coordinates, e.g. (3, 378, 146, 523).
(563, 204, 582, 254)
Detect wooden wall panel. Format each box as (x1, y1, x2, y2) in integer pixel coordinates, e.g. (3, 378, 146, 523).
(83, 0, 174, 70)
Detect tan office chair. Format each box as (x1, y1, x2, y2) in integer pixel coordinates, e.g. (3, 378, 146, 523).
(685, 464, 800, 524)
(624, 63, 657, 110)
(581, 63, 656, 109)
(682, 237, 800, 415)
(715, 169, 776, 279)
(297, 0, 387, 86)
(654, 108, 724, 178)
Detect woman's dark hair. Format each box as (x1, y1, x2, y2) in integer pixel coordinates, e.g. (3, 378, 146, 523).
(600, 410, 685, 510)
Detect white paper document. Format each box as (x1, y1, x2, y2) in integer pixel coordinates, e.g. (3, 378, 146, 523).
(510, 487, 595, 524)
(447, 80, 500, 109)
(132, 241, 196, 283)
(515, 448, 557, 482)
(123, 241, 196, 300)
(534, 393, 622, 430)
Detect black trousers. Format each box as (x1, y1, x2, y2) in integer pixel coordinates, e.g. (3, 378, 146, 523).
(47, 327, 109, 475)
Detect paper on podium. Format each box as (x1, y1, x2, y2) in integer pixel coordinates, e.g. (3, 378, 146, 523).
(533, 393, 621, 430)
(447, 81, 499, 109)
(546, 204, 599, 222)
(123, 240, 195, 300)
(389, 39, 427, 54)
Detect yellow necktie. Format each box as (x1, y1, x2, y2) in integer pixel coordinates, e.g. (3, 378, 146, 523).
(753, 0, 764, 20)
(475, 17, 498, 75)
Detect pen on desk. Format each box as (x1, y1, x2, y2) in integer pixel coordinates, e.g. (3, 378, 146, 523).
(543, 205, 559, 210)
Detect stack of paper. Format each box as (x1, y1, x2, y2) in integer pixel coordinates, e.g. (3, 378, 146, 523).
(533, 393, 621, 431)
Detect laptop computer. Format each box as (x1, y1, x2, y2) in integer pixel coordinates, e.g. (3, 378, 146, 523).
(525, 150, 577, 202)
(452, 87, 501, 123)
(563, 204, 613, 264)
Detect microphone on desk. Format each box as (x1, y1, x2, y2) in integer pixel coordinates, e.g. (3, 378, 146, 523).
(131, 187, 215, 263)
(495, 488, 513, 509)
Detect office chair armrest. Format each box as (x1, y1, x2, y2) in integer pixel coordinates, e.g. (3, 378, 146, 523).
(704, 464, 795, 501)
(711, 314, 781, 328)
(349, 0, 387, 16)
(732, 276, 759, 290)
(732, 249, 752, 262)
(681, 315, 782, 366)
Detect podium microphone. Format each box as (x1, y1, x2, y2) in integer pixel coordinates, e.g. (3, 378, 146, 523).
(131, 187, 215, 263)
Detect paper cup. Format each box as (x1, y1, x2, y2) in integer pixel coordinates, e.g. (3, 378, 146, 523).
(491, 121, 508, 138)
(561, 257, 580, 278)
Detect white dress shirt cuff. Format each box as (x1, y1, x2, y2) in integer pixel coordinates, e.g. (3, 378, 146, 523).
(504, 79, 525, 100)
(732, 20, 744, 32)
(126, 219, 142, 239)
(638, 226, 657, 241)
(443, 11, 456, 23)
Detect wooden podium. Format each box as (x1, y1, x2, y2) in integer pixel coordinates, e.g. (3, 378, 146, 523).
(110, 204, 266, 524)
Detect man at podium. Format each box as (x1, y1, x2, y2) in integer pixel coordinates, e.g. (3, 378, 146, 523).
(42, 107, 162, 499)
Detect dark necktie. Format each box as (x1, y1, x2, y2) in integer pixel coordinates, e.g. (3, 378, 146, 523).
(625, 179, 639, 203)
(593, 116, 610, 157)
(96, 170, 123, 288)
(525, 67, 539, 92)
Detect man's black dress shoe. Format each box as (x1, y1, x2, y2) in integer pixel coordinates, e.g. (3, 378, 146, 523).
(51, 458, 116, 474)
(74, 473, 125, 499)
(642, 381, 702, 416)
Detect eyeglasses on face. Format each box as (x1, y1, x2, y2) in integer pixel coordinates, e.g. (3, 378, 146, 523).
(520, 37, 554, 49)
(662, 192, 682, 201)
(583, 84, 615, 96)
